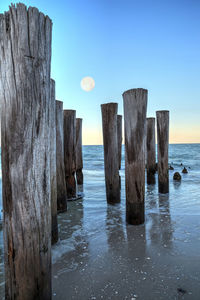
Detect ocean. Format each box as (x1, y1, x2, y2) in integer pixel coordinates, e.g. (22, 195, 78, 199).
(0, 144, 200, 299)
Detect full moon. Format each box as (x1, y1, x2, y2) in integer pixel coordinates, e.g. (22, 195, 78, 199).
(81, 76, 95, 92)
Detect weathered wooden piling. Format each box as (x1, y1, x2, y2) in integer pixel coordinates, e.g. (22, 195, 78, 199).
(146, 117, 156, 185)
(0, 4, 52, 299)
(123, 89, 147, 225)
(76, 118, 83, 185)
(56, 100, 67, 212)
(63, 110, 77, 199)
(101, 103, 120, 204)
(50, 79, 58, 244)
(117, 115, 122, 170)
(156, 110, 169, 193)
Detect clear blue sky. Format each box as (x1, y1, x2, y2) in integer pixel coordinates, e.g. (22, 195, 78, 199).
(1, 0, 200, 143)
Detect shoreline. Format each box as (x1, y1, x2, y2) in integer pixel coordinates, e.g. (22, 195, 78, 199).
(52, 208, 200, 299)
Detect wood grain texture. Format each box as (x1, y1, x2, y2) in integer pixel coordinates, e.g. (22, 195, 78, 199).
(63, 110, 77, 198)
(101, 103, 120, 204)
(0, 4, 52, 299)
(123, 89, 147, 225)
(56, 100, 67, 212)
(156, 110, 169, 194)
(76, 118, 83, 185)
(117, 115, 122, 170)
(146, 117, 156, 185)
(50, 79, 58, 244)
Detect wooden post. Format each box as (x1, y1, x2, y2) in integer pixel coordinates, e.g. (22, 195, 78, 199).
(117, 115, 122, 170)
(0, 4, 52, 299)
(56, 100, 67, 212)
(101, 103, 120, 204)
(156, 110, 169, 194)
(146, 117, 156, 185)
(63, 110, 77, 199)
(50, 79, 58, 244)
(123, 89, 147, 225)
(76, 118, 83, 185)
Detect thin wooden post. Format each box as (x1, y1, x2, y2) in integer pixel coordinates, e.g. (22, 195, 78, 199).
(117, 115, 122, 170)
(76, 118, 83, 185)
(146, 117, 156, 184)
(50, 79, 58, 244)
(63, 110, 77, 199)
(101, 103, 120, 204)
(56, 100, 67, 212)
(123, 89, 147, 225)
(0, 4, 52, 299)
(156, 110, 169, 193)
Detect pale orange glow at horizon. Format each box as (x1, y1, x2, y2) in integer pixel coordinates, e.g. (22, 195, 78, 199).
(169, 125, 200, 144)
(82, 128, 103, 145)
(82, 125, 200, 145)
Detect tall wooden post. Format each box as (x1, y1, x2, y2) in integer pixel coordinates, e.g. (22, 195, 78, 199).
(123, 89, 147, 225)
(50, 79, 58, 244)
(101, 103, 120, 204)
(146, 117, 156, 185)
(76, 118, 83, 185)
(156, 110, 169, 194)
(0, 4, 52, 299)
(56, 100, 67, 212)
(63, 110, 77, 199)
(117, 115, 122, 170)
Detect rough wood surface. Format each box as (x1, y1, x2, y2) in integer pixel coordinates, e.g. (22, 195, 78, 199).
(76, 118, 83, 185)
(63, 110, 77, 198)
(146, 117, 156, 185)
(101, 103, 120, 204)
(50, 79, 58, 244)
(56, 100, 67, 212)
(117, 115, 122, 170)
(0, 4, 52, 299)
(156, 110, 169, 194)
(123, 89, 147, 225)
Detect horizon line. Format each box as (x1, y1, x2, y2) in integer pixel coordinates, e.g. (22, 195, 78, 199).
(83, 142, 200, 146)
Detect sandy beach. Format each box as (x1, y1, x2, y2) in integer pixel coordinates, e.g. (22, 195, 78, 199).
(51, 144, 200, 300)
(52, 199, 200, 300)
(1, 145, 200, 299)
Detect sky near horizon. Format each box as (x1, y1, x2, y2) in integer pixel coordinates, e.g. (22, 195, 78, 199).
(1, 0, 200, 144)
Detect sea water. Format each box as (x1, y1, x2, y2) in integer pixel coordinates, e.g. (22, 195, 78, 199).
(0, 144, 200, 298)
(0, 144, 200, 219)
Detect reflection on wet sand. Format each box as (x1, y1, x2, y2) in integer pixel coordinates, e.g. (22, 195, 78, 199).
(126, 223, 146, 261)
(52, 199, 89, 269)
(106, 204, 126, 251)
(148, 193, 173, 249)
(158, 194, 173, 249)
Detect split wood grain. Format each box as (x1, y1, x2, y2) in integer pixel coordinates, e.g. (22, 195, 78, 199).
(63, 110, 77, 198)
(101, 103, 120, 204)
(76, 118, 83, 185)
(123, 89, 147, 225)
(0, 4, 52, 299)
(156, 110, 169, 193)
(56, 100, 67, 212)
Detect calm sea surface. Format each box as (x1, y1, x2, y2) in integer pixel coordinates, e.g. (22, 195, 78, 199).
(0, 144, 200, 298)
(1, 144, 200, 220)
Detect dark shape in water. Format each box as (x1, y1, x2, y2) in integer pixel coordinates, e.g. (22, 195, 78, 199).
(169, 165, 174, 170)
(182, 167, 188, 174)
(173, 172, 181, 181)
(177, 288, 187, 295)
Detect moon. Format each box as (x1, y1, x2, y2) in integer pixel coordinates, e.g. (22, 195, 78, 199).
(81, 76, 95, 92)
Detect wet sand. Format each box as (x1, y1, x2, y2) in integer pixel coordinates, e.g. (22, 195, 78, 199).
(1, 144, 200, 299)
(52, 195, 200, 299)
